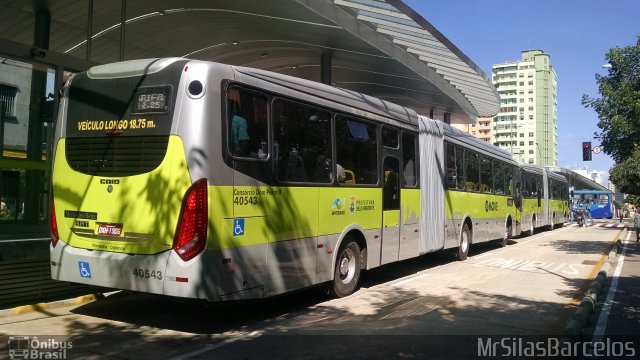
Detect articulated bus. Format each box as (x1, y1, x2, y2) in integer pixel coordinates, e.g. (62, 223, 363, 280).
(51, 58, 522, 301)
(518, 165, 569, 235)
(570, 189, 613, 219)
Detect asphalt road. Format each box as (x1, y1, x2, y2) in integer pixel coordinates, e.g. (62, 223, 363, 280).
(0, 220, 633, 359)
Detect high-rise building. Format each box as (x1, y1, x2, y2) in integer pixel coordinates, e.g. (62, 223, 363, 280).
(491, 50, 557, 165)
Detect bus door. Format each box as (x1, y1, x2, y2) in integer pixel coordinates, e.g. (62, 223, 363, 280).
(512, 166, 522, 234)
(380, 156, 401, 265)
(537, 176, 543, 226)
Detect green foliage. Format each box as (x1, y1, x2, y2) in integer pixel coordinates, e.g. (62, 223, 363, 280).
(582, 36, 640, 163)
(582, 37, 640, 194)
(625, 194, 640, 207)
(609, 148, 640, 195)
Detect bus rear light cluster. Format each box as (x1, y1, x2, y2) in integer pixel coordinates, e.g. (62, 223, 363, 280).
(173, 179, 208, 261)
(51, 202, 59, 248)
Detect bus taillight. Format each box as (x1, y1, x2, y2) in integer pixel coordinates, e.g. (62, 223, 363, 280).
(51, 202, 59, 247)
(173, 179, 208, 261)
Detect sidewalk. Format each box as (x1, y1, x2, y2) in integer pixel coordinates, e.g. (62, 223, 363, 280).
(584, 227, 640, 338)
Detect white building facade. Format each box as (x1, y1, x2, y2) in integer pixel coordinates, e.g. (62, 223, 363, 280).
(492, 50, 558, 166)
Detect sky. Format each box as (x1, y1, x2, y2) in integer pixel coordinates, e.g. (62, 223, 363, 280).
(403, 0, 640, 175)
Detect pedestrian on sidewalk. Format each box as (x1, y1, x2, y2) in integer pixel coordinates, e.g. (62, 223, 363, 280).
(620, 208, 624, 223)
(634, 206, 640, 242)
(585, 202, 594, 225)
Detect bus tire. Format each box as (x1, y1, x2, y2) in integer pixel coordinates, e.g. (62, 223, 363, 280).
(500, 222, 511, 247)
(529, 218, 535, 236)
(330, 237, 361, 298)
(456, 223, 471, 261)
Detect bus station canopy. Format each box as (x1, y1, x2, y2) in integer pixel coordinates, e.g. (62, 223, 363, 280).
(0, 0, 499, 123)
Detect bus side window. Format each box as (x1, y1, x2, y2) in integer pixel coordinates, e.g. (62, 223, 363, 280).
(494, 161, 505, 195)
(402, 132, 417, 187)
(336, 117, 378, 185)
(272, 99, 331, 183)
(383, 157, 400, 210)
(455, 146, 464, 190)
(227, 86, 268, 159)
(445, 143, 456, 189)
(480, 156, 493, 194)
(505, 166, 513, 196)
(464, 150, 479, 192)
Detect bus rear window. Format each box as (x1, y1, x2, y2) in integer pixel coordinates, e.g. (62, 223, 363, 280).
(65, 59, 185, 138)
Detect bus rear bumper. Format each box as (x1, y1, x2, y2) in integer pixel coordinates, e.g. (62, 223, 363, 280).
(50, 240, 214, 300)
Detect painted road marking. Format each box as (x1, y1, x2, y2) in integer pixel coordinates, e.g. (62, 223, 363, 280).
(592, 231, 631, 342)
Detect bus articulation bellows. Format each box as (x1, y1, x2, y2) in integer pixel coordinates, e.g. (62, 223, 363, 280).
(52, 58, 531, 301)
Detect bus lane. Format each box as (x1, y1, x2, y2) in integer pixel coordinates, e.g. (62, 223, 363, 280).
(170, 224, 624, 359)
(0, 223, 624, 360)
(258, 224, 621, 336)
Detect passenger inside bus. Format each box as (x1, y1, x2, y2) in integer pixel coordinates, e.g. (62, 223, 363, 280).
(384, 160, 400, 209)
(285, 147, 307, 181)
(228, 89, 250, 156)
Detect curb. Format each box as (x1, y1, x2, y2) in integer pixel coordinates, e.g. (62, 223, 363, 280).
(561, 230, 621, 339)
(0, 293, 105, 319)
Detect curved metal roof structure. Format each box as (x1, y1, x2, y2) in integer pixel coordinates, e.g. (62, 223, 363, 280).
(0, 0, 499, 123)
(546, 167, 608, 191)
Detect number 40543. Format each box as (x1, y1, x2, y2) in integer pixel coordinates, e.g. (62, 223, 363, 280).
(133, 268, 162, 280)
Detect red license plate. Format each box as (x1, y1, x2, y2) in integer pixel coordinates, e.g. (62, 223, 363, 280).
(97, 223, 123, 236)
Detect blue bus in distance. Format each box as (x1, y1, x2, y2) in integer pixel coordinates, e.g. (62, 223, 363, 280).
(570, 189, 613, 219)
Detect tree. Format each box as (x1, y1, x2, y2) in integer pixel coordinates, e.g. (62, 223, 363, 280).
(609, 148, 640, 194)
(625, 194, 640, 207)
(582, 37, 640, 194)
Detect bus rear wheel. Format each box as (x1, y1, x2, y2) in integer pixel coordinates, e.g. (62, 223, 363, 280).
(499, 222, 511, 247)
(456, 223, 471, 260)
(330, 237, 361, 298)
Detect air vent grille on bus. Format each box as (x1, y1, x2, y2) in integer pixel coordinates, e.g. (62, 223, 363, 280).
(66, 136, 169, 176)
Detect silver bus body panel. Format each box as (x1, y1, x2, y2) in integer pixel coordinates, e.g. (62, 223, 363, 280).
(266, 236, 317, 297)
(399, 210, 421, 261)
(173, 60, 236, 187)
(51, 240, 217, 300)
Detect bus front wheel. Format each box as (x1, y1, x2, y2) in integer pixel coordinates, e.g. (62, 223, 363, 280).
(457, 223, 471, 261)
(330, 237, 362, 298)
(529, 218, 535, 236)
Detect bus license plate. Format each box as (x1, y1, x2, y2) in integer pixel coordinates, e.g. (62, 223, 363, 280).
(97, 223, 123, 236)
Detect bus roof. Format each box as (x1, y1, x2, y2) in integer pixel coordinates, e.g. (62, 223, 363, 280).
(234, 65, 420, 128)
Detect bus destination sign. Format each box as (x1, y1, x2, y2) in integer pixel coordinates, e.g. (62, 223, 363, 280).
(131, 85, 172, 114)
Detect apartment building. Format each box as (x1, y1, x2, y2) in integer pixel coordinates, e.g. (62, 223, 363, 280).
(451, 116, 492, 142)
(491, 50, 558, 165)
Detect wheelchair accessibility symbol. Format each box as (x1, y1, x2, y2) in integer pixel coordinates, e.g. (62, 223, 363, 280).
(78, 261, 92, 278)
(233, 218, 245, 236)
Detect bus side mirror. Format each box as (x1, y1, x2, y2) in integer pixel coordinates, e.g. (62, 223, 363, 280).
(570, 190, 574, 197)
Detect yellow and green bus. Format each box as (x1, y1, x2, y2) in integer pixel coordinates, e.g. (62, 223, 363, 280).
(51, 58, 525, 301)
(518, 165, 569, 235)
